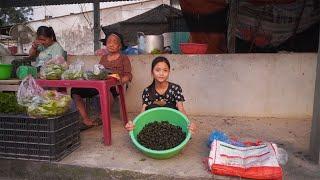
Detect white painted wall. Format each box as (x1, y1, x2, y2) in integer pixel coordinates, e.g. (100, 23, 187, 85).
(26, 0, 170, 55)
(66, 53, 317, 118)
(31, 1, 142, 21)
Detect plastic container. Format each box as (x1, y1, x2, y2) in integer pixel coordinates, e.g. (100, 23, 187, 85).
(16, 66, 37, 79)
(11, 58, 32, 78)
(0, 64, 13, 80)
(0, 110, 80, 161)
(130, 107, 191, 159)
(180, 43, 208, 54)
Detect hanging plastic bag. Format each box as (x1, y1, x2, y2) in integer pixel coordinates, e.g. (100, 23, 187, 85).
(39, 56, 68, 80)
(17, 75, 44, 106)
(61, 60, 84, 80)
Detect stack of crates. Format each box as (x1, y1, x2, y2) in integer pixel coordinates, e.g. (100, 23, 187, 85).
(0, 110, 80, 161)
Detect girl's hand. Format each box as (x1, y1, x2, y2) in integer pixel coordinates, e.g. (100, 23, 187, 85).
(188, 122, 196, 134)
(125, 121, 135, 131)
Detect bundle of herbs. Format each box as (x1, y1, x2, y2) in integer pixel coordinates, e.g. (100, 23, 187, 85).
(0, 92, 26, 114)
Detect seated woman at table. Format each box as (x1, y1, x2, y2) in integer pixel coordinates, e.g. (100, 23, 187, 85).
(29, 26, 66, 69)
(72, 32, 132, 127)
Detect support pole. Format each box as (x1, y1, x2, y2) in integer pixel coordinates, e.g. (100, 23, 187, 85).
(227, 0, 239, 53)
(310, 27, 320, 164)
(93, 1, 100, 52)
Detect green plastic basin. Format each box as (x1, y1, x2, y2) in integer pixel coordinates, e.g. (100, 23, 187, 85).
(129, 107, 191, 159)
(0, 64, 13, 80)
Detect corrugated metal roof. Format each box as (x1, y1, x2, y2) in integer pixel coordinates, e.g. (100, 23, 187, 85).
(1, 0, 134, 7)
(123, 4, 182, 24)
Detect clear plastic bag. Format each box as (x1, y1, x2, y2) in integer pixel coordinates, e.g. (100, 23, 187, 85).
(39, 56, 68, 80)
(275, 147, 288, 165)
(27, 90, 72, 118)
(83, 64, 112, 80)
(17, 75, 44, 106)
(61, 60, 84, 80)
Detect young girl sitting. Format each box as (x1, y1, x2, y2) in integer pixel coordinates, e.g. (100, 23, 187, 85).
(72, 32, 132, 127)
(125, 56, 196, 133)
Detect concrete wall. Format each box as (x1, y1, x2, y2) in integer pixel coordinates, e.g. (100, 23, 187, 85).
(67, 53, 317, 118)
(26, 0, 170, 55)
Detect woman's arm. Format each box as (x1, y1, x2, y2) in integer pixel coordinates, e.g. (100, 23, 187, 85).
(248, 0, 295, 5)
(29, 45, 39, 58)
(120, 55, 132, 83)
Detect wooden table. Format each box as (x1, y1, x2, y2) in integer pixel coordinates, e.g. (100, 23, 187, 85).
(0, 79, 21, 92)
(36, 78, 128, 146)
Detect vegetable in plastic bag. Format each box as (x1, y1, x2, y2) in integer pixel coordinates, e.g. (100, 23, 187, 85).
(17, 76, 71, 118)
(62, 60, 84, 80)
(39, 56, 68, 80)
(83, 64, 112, 80)
(27, 90, 72, 118)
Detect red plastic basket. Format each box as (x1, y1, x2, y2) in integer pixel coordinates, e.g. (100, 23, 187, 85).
(180, 43, 208, 54)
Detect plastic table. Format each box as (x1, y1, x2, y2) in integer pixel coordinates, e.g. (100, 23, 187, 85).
(36, 78, 128, 146)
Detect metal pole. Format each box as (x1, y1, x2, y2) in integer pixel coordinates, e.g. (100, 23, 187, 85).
(227, 0, 239, 53)
(93, 1, 100, 52)
(310, 26, 320, 164)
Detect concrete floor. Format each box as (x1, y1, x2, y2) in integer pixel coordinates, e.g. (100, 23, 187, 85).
(58, 112, 320, 179)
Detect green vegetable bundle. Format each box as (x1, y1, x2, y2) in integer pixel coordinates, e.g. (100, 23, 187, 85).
(61, 70, 83, 80)
(61, 60, 84, 80)
(0, 92, 26, 114)
(151, 49, 162, 54)
(41, 64, 65, 80)
(83, 69, 111, 80)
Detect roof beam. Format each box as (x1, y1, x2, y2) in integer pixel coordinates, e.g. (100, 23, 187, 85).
(1, 0, 133, 8)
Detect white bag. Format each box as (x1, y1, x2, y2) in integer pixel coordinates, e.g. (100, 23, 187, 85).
(208, 140, 283, 179)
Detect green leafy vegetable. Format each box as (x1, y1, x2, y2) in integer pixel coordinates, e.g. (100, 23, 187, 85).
(0, 92, 26, 114)
(43, 64, 65, 80)
(27, 91, 72, 118)
(61, 70, 83, 80)
(83, 69, 111, 80)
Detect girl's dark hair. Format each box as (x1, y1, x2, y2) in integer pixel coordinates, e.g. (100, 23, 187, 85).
(147, 56, 171, 101)
(37, 26, 57, 41)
